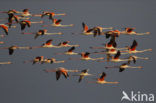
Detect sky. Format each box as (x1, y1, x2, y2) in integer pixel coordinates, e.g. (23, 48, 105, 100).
(0, 0, 156, 103)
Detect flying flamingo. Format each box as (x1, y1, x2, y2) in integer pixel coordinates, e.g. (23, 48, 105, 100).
(20, 20, 43, 31)
(43, 17, 73, 27)
(81, 22, 113, 36)
(41, 11, 66, 20)
(105, 63, 143, 72)
(73, 69, 94, 83)
(120, 28, 150, 35)
(81, 22, 94, 35)
(7, 13, 19, 28)
(122, 40, 152, 54)
(93, 48, 128, 56)
(0, 45, 31, 55)
(44, 67, 79, 80)
(98, 50, 129, 62)
(22, 29, 62, 39)
(19, 9, 32, 17)
(104, 30, 120, 39)
(23, 56, 44, 64)
(93, 26, 113, 37)
(30, 39, 60, 49)
(57, 41, 79, 47)
(90, 36, 118, 50)
(55, 46, 79, 55)
(127, 55, 149, 64)
(41, 58, 65, 64)
(69, 52, 104, 61)
(88, 72, 119, 84)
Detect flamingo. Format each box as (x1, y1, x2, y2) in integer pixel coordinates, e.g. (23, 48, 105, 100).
(0, 24, 9, 35)
(121, 28, 150, 35)
(93, 26, 113, 37)
(105, 63, 143, 72)
(88, 72, 119, 84)
(32, 56, 44, 64)
(7, 13, 19, 28)
(122, 40, 152, 54)
(20, 20, 43, 31)
(23, 56, 44, 64)
(0, 61, 12, 65)
(127, 55, 149, 64)
(41, 11, 66, 20)
(55, 46, 79, 55)
(69, 52, 104, 61)
(41, 58, 65, 64)
(98, 50, 129, 62)
(0, 45, 31, 55)
(104, 30, 120, 39)
(22, 29, 62, 39)
(44, 67, 79, 80)
(90, 36, 117, 50)
(41, 39, 58, 48)
(19, 9, 32, 17)
(57, 41, 79, 47)
(73, 69, 94, 83)
(30, 39, 60, 49)
(43, 17, 73, 27)
(81, 22, 94, 35)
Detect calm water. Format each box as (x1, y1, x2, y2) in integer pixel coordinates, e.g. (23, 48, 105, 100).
(0, 0, 156, 103)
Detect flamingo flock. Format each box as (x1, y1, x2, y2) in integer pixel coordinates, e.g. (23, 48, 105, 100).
(0, 9, 152, 84)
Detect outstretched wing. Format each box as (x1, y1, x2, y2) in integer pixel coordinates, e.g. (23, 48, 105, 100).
(78, 75, 84, 83)
(99, 72, 106, 81)
(114, 50, 121, 59)
(56, 71, 61, 80)
(56, 19, 62, 24)
(68, 46, 75, 52)
(8, 48, 14, 55)
(62, 71, 69, 79)
(130, 40, 138, 50)
(84, 52, 90, 57)
(82, 22, 89, 32)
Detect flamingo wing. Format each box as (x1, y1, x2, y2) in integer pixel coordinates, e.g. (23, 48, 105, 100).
(62, 71, 69, 79)
(81, 69, 88, 73)
(82, 22, 88, 31)
(130, 40, 138, 50)
(49, 13, 54, 20)
(93, 28, 101, 37)
(119, 67, 125, 72)
(55, 19, 62, 24)
(126, 28, 135, 33)
(114, 50, 121, 59)
(8, 48, 14, 55)
(78, 75, 84, 83)
(68, 46, 75, 52)
(99, 72, 106, 81)
(84, 52, 90, 57)
(2, 26, 8, 35)
(46, 39, 53, 45)
(25, 21, 31, 27)
(56, 71, 61, 80)
(20, 22, 26, 30)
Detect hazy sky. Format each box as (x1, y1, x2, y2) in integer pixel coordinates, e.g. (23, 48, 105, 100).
(0, 0, 155, 103)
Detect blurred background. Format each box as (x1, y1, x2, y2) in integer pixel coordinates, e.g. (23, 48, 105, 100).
(0, 0, 155, 103)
